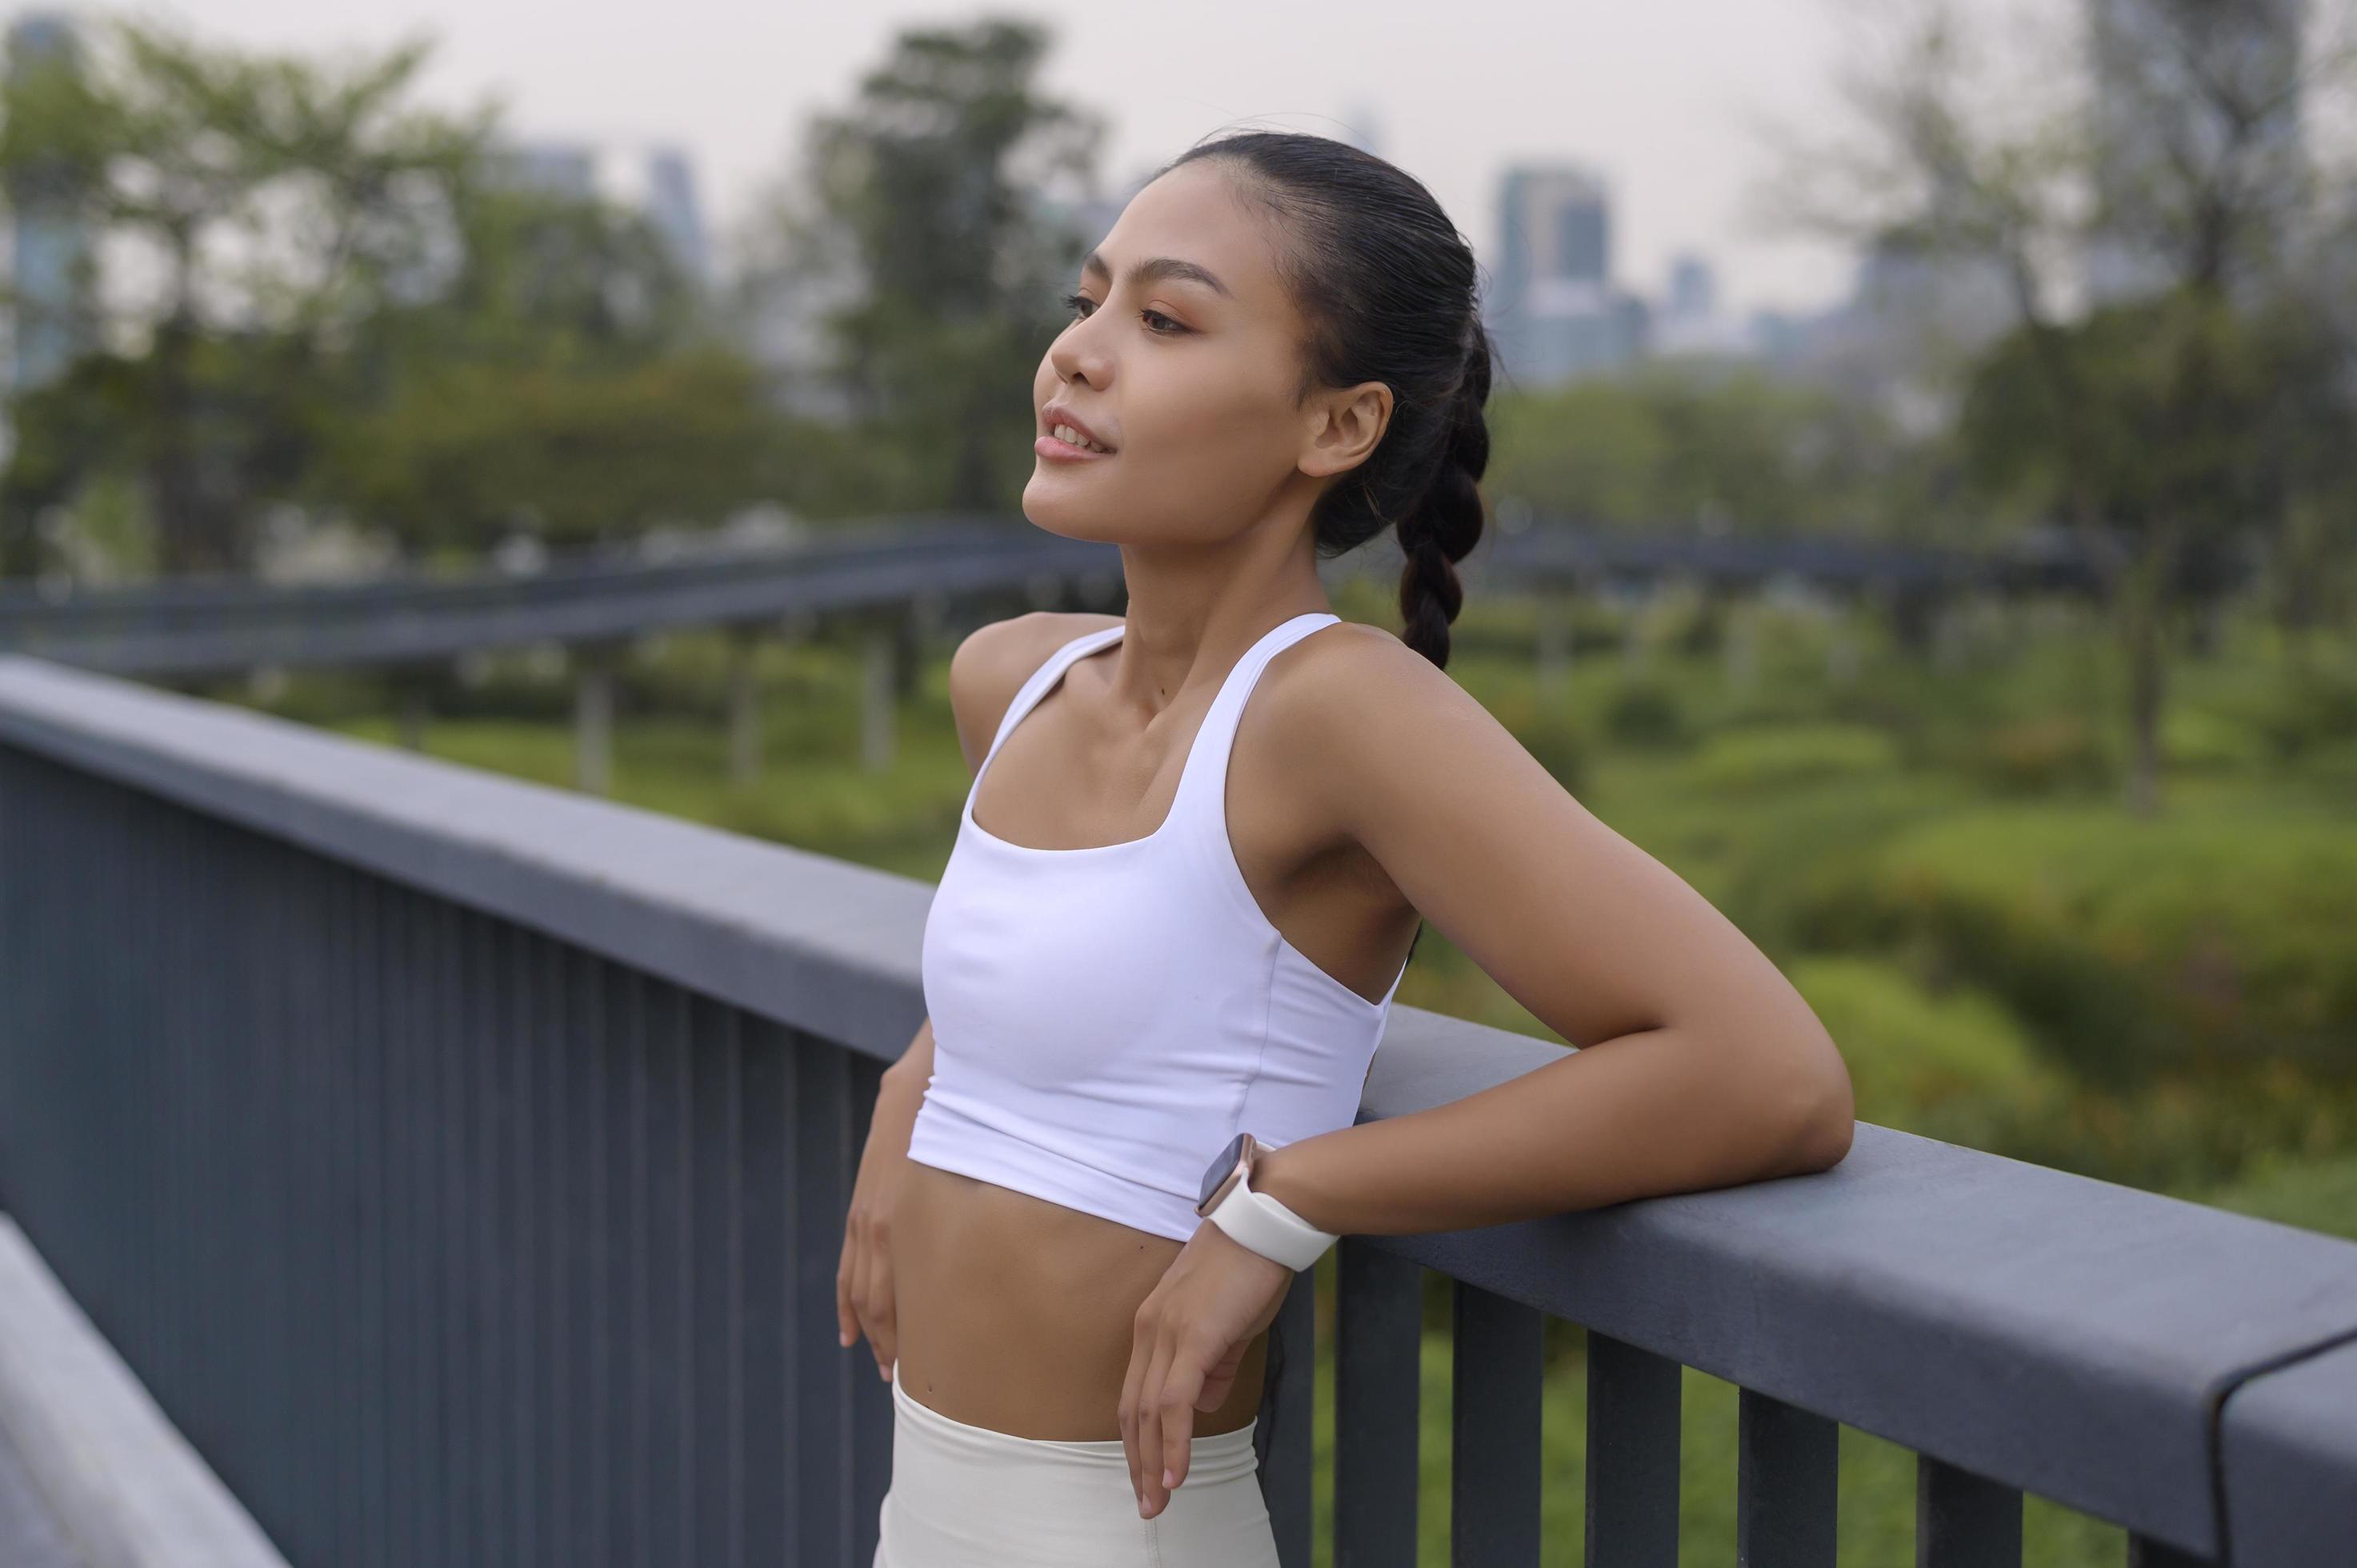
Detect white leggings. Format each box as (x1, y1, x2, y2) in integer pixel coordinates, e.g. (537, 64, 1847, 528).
(874, 1363, 1282, 1566)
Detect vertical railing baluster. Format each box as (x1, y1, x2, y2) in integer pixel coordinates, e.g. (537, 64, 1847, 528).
(357, 871, 390, 1568)
(478, 915, 515, 1567)
(326, 859, 360, 1568)
(535, 930, 575, 1568)
(1587, 1330, 1681, 1568)
(1916, 1454, 2022, 1567)
(441, 904, 472, 1566)
(384, 880, 419, 1568)
(1334, 1237, 1421, 1567)
(690, 998, 744, 1568)
(646, 980, 694, 1565)
(286, 846, 330, 1561)
(1451, 1279, 1544, 1566)
(258, 836, 295, 1550)
(514, 925, 551, 1568)
(789, 1039, 855, 1566)
(565, 942, 606, 1568)
(605, 961, 648, 1565)
(846, 1053, 894, 1568)
(425, 894, 458, 1567)
(1257, 1259, 1319, 1567)
(1738, 1385, 1838, 1567)
(738, 1016, 791, 1564)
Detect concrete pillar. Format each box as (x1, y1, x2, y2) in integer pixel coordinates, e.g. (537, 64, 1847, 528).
(727, 626, 762, 787)
(1535, 589, 1571, 707)
(1824, 607, 1860, 687)
(1724, 601, 1759, 697)
(1621, 583, 1650, 675)
(862, 622, 897, 774)
(396, 677, 429, 753)
(574, 642, 615, 795)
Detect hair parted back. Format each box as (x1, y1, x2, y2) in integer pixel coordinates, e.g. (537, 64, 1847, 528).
(1154, 129, 1494, 669)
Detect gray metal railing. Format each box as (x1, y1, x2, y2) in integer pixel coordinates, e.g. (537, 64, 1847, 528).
(0, 650, 2349, 1566)
(0, 514, 2135, 682)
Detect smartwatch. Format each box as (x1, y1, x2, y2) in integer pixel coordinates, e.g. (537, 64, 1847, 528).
(1195, 1131, 1339, 1271)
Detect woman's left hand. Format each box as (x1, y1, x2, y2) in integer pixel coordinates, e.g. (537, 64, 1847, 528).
(1119, 1218, 1295, 1519)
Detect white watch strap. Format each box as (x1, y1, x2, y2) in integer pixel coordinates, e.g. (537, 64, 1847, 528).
(1207, 1166, 1337, 1270)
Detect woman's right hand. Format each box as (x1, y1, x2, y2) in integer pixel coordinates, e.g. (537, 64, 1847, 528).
(838, 1071, 922, 1382)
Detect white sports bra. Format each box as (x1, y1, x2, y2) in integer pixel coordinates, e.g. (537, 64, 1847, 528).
(908, 610, 1407, 1243)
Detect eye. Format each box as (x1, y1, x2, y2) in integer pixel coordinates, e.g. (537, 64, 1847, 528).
(1058, 292, 1187, 336)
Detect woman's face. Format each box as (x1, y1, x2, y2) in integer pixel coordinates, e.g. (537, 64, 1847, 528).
(1024, 161, 1387, 550)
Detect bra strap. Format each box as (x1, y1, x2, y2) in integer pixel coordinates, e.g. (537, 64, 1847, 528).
(1165, 612, 1341, 830)
(979, 622, 1127, 766)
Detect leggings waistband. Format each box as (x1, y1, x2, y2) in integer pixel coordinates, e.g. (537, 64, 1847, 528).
(890, 1364, 1260, 1486)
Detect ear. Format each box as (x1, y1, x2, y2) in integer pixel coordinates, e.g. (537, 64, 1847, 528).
(1299, 381, 1392, 481)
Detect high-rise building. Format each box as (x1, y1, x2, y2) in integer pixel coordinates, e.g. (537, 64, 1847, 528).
(1484, 163, 1648, 387)
(1651, 250, 1756, 360)
(487, 136, 714, 294)
(5, 10, 94, 395)
(642, 146, 710, 290)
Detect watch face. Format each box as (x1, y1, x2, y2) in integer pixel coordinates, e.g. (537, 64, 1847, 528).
(1198, 1130, 1250, 1211)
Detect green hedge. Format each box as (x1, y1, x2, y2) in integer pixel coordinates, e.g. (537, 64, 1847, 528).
(1687, 722, 1900, 794)
(1788, 805, 2357, 1087)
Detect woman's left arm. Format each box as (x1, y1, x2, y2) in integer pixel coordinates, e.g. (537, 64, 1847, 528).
(1124, 626, 1855, 1518)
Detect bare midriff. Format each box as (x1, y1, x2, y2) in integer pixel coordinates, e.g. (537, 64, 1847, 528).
(888, 1158, 1270, 1442)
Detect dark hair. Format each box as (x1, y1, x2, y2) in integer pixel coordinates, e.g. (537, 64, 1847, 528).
(1154, 130, 1493, 669)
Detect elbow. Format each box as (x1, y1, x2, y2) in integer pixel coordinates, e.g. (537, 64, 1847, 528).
(1791, 1061, 1855, 1173)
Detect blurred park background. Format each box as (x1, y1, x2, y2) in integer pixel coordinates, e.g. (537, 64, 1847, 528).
(1, 2, 2353, 1562)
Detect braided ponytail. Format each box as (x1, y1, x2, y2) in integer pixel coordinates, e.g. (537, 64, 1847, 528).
(1397, 321, 1494, 669)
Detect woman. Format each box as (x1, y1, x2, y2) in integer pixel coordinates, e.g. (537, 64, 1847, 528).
(838, 129, 1855, 1566)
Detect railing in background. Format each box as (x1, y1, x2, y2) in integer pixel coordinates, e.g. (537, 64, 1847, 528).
(0, 650, 2350, 1567)
(0, 513, 2144, 682)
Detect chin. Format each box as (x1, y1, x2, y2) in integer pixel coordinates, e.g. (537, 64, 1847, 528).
(1019, 482, 1130, 544)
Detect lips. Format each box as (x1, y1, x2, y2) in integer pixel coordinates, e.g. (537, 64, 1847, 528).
(1042, 402, 1114, 453)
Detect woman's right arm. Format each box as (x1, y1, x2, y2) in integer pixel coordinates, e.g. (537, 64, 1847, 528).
(837, 1016, 934, 1380)
(834, 613, 1106, 1378)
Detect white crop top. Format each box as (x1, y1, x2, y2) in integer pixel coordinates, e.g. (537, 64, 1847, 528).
(908, 610, 1407, 1243)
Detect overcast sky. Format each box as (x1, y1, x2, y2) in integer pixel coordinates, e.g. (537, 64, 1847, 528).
(134, 0, 1979, 317)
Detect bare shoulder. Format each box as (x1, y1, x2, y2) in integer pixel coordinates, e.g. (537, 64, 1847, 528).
(1255, 615, 1563, 852)
(1258, 617, 1487, 760)
(946, 610, 1124, 773)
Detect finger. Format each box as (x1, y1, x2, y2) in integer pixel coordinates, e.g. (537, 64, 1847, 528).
(867, 1243, 898, 1382)
(1119, 1312, 1152, 1510)
(836, 1230, 859, 1349)
(1157, 1335, 1208, 1501)
(854, 1240, 889, 1382)
(1137, 1332, 1178, 1518)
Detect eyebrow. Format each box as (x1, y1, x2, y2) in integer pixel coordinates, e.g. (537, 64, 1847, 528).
(1080, 248, 1233, 299)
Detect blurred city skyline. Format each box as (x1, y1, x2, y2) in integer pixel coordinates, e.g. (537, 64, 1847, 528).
(137, 0, 1904, 318)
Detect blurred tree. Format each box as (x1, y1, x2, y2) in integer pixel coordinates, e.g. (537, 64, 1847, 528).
(730, 18, 1106, 516)
(1759, 0, 2357, 815)
(0, 15, 782, 576)
(305, 171, 774, 554)
(0, 16, 486, 574)
(1485, 363, 1948, 536)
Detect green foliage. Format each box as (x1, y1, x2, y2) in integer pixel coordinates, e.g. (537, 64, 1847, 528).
(1602, 674, 1691, 748)
(1789, 806, 2357, 1086)
(1787, 955, 2072, 1138)
(312, 346, 774, 550)
(1963, 713, 2117, 796)
(1483, 361, 1963, 537)
(736, 18, 1106, 514)
(1687, 722, 1899, 793)
(0, 14, 780, 572)
(2196, 1150, 2357, 1244)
